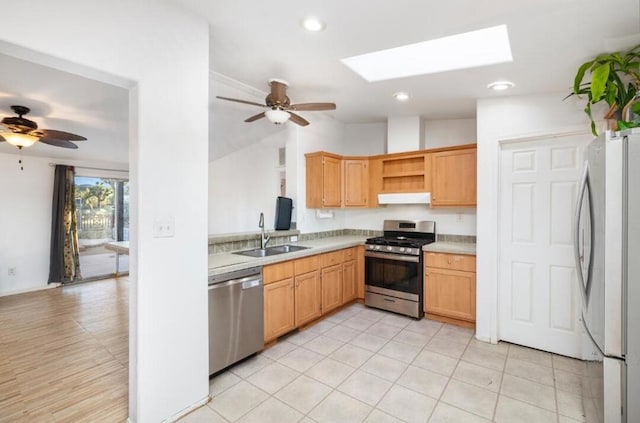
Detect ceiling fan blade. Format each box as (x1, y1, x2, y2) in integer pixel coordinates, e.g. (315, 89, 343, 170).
(244, 112, 266, 123)
(31, 129, 86, 141)
(289, 103, 336, 111)
(216, 96, 267, 108)
(288, 112, 310, 127)
(39, 138, 79, 149)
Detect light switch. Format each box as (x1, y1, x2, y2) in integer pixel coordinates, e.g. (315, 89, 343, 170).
(154, 217, 175, 238)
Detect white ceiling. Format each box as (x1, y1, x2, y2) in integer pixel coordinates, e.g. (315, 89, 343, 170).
(0, 53, 129, 164)
(1, 0, 638, 164)
(183, 0, 640, 123)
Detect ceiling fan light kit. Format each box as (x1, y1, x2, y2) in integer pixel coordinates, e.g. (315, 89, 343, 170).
(265, 109, 291, 124)
(3, 132, 38, 149)
(216, 79, 336, 127)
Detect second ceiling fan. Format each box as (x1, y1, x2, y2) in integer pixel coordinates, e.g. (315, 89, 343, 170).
(216, 79, 336, 127)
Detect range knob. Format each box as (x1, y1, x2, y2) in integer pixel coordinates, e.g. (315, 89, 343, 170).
(375, 246, 381, 250)
(399, 248, 405, 252)
(386, 246, 392, 251)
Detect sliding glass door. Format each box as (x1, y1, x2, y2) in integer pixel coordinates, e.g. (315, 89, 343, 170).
(75, 176, 129, 279)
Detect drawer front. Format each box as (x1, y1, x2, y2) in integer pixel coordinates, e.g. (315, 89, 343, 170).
(294, 255, 319, 275)
(263, 260, 294, 284)
(342, 247, 356, 261)
(321, 250, 343, 268)
(425, 252, 476, 272)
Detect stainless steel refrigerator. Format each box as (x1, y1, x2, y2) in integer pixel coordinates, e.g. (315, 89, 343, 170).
(574, 129, 640, 423)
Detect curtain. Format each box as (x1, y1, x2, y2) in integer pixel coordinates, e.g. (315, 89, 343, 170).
(48, 165, 81, 283)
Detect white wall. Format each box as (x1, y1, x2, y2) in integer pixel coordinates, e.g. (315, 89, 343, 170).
(0, 1, 210, 422)
(0, 154, 54, 295)
(424, 118, 476, 148)
(208, 130, 290, 233)
(388, 116, 422, 153)
(343, 122, 387, 156)
(475, 92, 594, 343)
(0, 153, 128, 296)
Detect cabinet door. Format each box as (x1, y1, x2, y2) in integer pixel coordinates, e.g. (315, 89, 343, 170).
(342, 259, 356, 303)
(344, 159, 369, 207)
(424, 267, 476, 322)
(321, 264, 343, 313)
(264, 278, 295, 342)
(323, 156, 342, 207)
(431, 148, 477, 207)
(295, 270, 322, 326)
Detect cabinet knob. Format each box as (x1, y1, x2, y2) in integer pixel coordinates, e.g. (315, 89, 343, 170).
(425, 273, 430, 277)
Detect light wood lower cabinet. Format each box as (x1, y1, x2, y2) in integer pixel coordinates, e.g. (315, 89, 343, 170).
(342, 259, 356, 303)
(295, 270, 322, 327)
(424, 252, 476, 327)
(264, 278, 295, 342)
(321, 263, 343, 313)
(263, 247, 362, 342)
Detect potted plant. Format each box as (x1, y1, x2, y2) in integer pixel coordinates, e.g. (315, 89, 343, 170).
(569, 44, 640, 136)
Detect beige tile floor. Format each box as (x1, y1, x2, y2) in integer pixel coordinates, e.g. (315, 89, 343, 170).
(182, 303, 599, 423)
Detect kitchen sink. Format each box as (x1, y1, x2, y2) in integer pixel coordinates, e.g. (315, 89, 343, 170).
(233, 244, 310, 258)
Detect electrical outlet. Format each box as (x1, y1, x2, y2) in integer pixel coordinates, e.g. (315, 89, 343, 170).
(8, 267, 16, 276)
(153, 217, 175, 238)
(290, 235, 298, 242)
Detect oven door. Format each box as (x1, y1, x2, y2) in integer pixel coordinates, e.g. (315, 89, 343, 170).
(365, 251, 420, 295)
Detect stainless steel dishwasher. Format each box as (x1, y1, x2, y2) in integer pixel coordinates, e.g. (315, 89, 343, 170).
(208, 266, 263, 375)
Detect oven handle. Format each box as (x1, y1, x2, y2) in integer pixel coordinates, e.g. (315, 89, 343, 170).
(364, 251, 420, 263)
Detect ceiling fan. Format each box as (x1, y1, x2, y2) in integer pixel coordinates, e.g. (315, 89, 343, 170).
(216, 79, 336, 127)
(0, 105, 86, 150)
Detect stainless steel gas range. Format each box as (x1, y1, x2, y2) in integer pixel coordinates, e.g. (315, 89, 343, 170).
(364, 220, 436, 319)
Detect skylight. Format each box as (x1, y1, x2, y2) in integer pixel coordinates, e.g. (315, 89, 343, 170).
(341, 25, 513, 82)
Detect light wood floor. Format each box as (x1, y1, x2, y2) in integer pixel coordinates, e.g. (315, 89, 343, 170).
(0, 278, 129, 422)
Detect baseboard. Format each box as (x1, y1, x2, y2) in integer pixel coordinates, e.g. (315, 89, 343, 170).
(0, 283, 61, 297)
(126, 395, 211, 423)
(162, 395, 211, 423)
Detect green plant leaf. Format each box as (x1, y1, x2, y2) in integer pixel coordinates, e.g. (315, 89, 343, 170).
(590, 64, 610, 101)
(606, 84, 617, 106)
(618, 120, 630, 130)
(573, 60, 595, 93)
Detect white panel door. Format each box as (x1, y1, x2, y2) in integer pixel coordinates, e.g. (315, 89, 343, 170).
(499, 135, 587, 358)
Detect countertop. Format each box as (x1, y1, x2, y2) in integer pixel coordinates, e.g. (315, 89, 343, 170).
(422, 241, 476, 255)
(208, 235, 368, 277)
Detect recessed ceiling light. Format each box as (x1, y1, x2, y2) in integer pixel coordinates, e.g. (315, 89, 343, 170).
(301, 16, 325, 32)
(393, 92, 410, 101)
(487, 80, 515, 90)
(341, 24, 513, 82)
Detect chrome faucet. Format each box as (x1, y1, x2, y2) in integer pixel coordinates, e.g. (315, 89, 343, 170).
(259, 212, 270, 249)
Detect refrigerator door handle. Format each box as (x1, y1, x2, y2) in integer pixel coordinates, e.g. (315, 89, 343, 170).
(574, 161, 590, 312)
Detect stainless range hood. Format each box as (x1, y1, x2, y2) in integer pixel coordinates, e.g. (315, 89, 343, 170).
(377, 192, 431, 205)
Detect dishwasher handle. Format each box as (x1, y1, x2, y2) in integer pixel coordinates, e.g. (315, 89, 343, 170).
(208, 275, 262, 291)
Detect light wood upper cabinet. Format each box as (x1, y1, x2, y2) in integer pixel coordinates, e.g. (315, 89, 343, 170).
(424, 252, 476, 327)
(306, 153, 342, 208)
(431, 147, 477, 207)
(380, 152, 430, 193)
(321, 263, 343, 313)
(295, 270, 322, 327)
(343, 159, 369, 207)
(264, 277, 295, 342)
